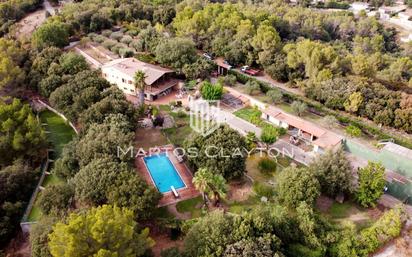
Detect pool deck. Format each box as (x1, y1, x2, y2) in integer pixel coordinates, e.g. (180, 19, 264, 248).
(135, 147, 200, 207)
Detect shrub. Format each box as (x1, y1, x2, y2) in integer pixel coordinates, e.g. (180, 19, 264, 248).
(266, 89, 283, 104)
(119, 48, 134, 58)
(252, 182, 275, 198)
(258, 157, 277, 174)
(101, 29, 112, 37)
(93, 35, 106, 43)
(110, 31, 123, 41)
(120, 35, 133, 45)
(130, 40, 143, 51)
(345, 125, 362, 137)
(245, 80, 261, 95)
(38, 184, 74, 215)
(102, 39, 116, 49)
(111, 43, 128, 55)
(87, 32, 98, 40)
(286, 244, 324, 257)
(177, 111, 187, 118)
(200, 81, 223, 100)
(126, 30, 139, 36)
(291, 101, 308, 116)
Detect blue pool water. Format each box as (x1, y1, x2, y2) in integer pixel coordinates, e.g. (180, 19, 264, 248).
(144, 153, 185, 193)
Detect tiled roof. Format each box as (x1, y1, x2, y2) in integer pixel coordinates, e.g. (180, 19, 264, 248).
(102, 58, 173, 85)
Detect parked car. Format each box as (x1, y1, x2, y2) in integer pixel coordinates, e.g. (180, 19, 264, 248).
(241, 65, 260, 76)
(203, 53, 213, 60)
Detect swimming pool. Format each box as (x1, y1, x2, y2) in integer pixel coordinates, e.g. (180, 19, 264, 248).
(143, 153, 186, 193)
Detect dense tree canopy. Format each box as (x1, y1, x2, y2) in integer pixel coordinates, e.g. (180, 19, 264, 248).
(0, 98, 46, 167)
(276, 166, 320, 208)
(310, 148, 353, 197)
(48, 205, 154, 257)
(32, 21, 70, 49)
(184, 125, 247, 179)
(356, 162, 386, 207)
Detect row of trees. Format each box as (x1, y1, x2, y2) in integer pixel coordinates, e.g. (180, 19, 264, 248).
(26, 47, 161, 256)
(0, 98, 46, 247)
(277, 149, 386, 209)
(165, 203, 405, 257)
(172, 1, 412, 133)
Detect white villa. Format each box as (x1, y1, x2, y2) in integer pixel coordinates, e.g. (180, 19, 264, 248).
(102, 58, 178, 101)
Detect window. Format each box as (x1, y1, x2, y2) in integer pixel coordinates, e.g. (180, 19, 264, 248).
(130, 89, 135, 92)
(122, 78, 125, 83)
(128, 80, 133, 84)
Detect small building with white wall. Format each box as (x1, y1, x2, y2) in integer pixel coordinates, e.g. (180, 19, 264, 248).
(261, 107, 343, 153)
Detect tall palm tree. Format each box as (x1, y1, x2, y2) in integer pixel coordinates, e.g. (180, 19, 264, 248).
(192, 168, 212, 207)
(134, 71, 147, 106)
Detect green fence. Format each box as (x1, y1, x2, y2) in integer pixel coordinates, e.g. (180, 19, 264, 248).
(344, 140, 412, 178)
(344, 139, 412, 204)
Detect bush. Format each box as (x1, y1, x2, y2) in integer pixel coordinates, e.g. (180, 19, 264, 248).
(87, 32, 98, 40)
(93, 35, 106, 44)
(111, 43, 128, 54)
(252, 182, 275, 198)
(200, 81, 223, 100)
(120, 35, 133, 45)
(345, 125, 362, 137)
(38, 184, 74, 215)
(101, 29, 112, 37)
(286, 244, 324, 257)
(177, 111, 187, 118)
(119, 48, 134, 58)
(109, 31, 123, 41)
(102, 39, 117, 49)
(161, 247, 183, 257)
(258, 157, 277, 174)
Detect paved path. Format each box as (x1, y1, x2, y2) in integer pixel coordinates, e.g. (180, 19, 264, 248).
(217, 109, 262, 137)
(271, 139, 314, 166)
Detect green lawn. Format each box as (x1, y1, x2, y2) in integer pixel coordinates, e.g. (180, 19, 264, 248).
(328, 202, 353, 219)
(176, 196, 203, 218)
(234, 107, 262, 125)
(40, 110, 76, 157)
(27, 203, 42, 222)
(227, 196, 261, 214)
(27, 111, 75, 222)
(162, 111, 193, 146)
(42, 173, 63, 187)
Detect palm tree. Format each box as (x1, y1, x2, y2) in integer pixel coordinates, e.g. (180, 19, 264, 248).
(192, 168, 227, 207)
(134, 71, 147, 106)
(192, 168, 212, 207)
(209, 174, 227, 207)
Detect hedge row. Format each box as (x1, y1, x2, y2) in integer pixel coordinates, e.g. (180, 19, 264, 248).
(228, 70, 412, 149)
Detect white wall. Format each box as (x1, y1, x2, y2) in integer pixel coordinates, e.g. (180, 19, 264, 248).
(102, 67, 135, 95)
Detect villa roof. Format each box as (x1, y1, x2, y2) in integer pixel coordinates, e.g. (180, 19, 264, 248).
(102, 58, 173, 85)
(262, 106, 342, 149)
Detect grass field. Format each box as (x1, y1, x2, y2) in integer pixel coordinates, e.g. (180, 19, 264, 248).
(40, 110, 76, 157)
(27, 111, 75, 222)
(176, 196, 203, 218)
